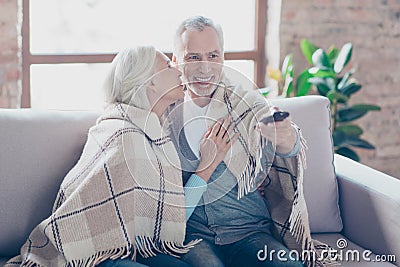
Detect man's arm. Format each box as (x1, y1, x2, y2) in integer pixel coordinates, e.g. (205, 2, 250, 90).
(256, 108, 298, 156)
(275, 126, 300, 158)
(262, 126, 300, 158)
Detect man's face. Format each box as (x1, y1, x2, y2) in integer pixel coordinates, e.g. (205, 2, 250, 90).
(177, 26, 224, 97)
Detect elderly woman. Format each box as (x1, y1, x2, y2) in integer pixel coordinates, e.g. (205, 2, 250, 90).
(5, 47, 238, 267)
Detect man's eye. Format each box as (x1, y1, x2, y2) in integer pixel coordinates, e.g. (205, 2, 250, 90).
(187, 55, 200, 60)
(210, 53, 219, 59)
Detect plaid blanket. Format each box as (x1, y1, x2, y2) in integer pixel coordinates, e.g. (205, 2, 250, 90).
(182, 81, 335, 266)
(6, 103, 200, 267)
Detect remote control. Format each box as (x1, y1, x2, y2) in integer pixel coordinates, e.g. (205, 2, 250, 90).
(259, 111, 290, 124)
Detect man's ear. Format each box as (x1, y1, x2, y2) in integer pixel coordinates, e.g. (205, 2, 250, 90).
(172, 55, 178, 65)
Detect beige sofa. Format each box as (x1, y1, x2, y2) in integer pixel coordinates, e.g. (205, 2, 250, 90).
(0, 95, 399, 266)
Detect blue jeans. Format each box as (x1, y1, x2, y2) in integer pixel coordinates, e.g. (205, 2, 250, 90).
(98, 253, 192, 267)
(181, 232, 304, 267)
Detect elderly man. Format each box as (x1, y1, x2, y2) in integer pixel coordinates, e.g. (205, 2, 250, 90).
(166, 16, 308, 267)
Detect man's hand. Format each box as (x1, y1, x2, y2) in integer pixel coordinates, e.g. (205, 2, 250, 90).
(256, 107, 297, 155)
(196, 116, 239, 182)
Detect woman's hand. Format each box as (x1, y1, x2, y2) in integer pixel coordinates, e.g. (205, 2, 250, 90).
(195, 116, 239, 182)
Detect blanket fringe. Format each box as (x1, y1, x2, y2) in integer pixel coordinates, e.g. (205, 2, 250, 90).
(237, 129, 265, 200)
(134, 235, 202, 259)
(18, 237, 202, 267)
(237, 155, 260, 199)
(69, 246, 131, 267)
(296, 125, 308, 170)
(21, 260, 41, 267)
(288, 137, 308, 246)
(289, 132, 337, 267)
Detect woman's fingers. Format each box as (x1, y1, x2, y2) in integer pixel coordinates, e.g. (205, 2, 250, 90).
(218, 132, 239, 153)
(226, 121, 236, 137)
(220, 116, 231, 138)
(203, 126, 212, 139)
(210, 118, 223, 137)
(207, 116, 239, 148)
(198, 116, 240, 170)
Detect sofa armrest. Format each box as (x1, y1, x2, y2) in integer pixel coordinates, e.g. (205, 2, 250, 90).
(334, 154, 400, 258)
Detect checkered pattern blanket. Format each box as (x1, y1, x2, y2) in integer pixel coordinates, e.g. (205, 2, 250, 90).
(6, 103, 200, 267)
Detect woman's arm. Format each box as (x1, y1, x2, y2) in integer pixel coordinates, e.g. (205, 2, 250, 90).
(184, 174, 207, 220)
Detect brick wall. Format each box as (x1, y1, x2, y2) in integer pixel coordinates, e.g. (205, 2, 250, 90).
(0, 0, 20, 108)
(280, 0, 400, 177)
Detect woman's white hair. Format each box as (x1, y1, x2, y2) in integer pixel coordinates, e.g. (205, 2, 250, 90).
(103, 46, 157, 110)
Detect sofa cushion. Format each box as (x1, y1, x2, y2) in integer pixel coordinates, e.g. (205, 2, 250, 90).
(0, 109, 99, 257)
(270, 96, 342, 233)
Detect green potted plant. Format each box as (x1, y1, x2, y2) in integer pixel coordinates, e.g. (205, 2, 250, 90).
(267, 39, 381, 162)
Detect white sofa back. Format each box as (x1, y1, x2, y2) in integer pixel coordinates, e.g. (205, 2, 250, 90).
(0, 95, 342, 258)
(269, 96, 342, 232)
(0, 109, 98, 256)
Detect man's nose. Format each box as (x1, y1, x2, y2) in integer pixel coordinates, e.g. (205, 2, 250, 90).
(198, 61, 210, 73)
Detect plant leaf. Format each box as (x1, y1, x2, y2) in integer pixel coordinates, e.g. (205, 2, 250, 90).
(337, 108, 368, 122)
(295, 70, 313, 96)
(338, 104, 381, 122)
(333, 130, 347, 147)
(336, 124, 363, 136)
(326, 90, 349, 103)
(335, 147, 360, 162)
(340, 82, 362, 96)
(258, 87, 271, 97)
(316, 86, 329, 96)
(308, 67, 336, 78)
(345, 135, 375, 149)
(351, 104, 381, 111)
(334, 43, 353, 73)
(312, 48, 332, 70)
(285, 80, 293, 97)
(308, 77, 334, 89)
(337, 69, 355, 90)
(327, 45, 340, 65)
(308, 77, 332, 96)
(281, 54, 293, 78)
(300, 39, 318, 65)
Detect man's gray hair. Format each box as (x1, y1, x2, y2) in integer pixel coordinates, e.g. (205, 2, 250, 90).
(173, 16, 224, 58)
